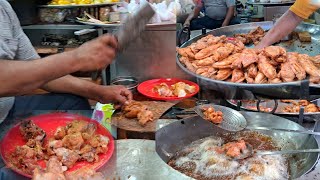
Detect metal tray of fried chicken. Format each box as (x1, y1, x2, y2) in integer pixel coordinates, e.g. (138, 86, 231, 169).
(227, 99, 320, 116)
(176, 21, 320, 99)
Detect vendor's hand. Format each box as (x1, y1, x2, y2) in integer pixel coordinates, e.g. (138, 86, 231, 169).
(183, 21, 190, 27)
(73, 35, 118, 72)
(96, 85, 132, 109)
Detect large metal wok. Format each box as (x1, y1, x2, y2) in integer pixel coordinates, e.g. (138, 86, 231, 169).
(156, 112, 319, 179)
(177, 21, 320, 99)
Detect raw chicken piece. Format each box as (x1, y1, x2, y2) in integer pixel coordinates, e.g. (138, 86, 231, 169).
(297, 54, 320, 77)
(231, 69, 245, 83)
(54, 148, 80, 168)
(279, 62, 295, 82)
(137, 110, 154, 126)
(54, 126, 66, 140)
(62, 132, 84, 151)
(257, 54, 277, 80)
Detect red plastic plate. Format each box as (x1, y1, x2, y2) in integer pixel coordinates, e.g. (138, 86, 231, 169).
(137, 78, 200, 101)
(0, 112, 115, 178)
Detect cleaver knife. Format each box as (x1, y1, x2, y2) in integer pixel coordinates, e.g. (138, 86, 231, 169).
(116, 3, 155, 52)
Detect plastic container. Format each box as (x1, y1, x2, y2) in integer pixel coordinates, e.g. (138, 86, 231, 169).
(91, 103, 116, 138)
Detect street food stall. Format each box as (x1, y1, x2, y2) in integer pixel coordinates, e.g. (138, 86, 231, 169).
(1, 0, 320, 179)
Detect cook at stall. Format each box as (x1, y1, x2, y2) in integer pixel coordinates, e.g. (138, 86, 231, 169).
(183, 0, 240, 30)
(256, 0, 318, 49)
(0, 0, 132, 126)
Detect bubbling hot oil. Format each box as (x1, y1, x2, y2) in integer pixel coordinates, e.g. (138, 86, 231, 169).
(169, 132, 289, 180)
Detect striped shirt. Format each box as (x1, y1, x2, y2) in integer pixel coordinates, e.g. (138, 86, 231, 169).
(0, 0, 40, 123)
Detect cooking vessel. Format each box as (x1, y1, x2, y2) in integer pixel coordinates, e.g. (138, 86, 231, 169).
(156, 112, 320, 179)
(176, 21, 320, 99)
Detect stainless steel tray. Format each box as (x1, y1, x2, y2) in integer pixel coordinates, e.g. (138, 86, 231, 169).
(227, 99, 320, 116)
(76, 19, 176, 28)
(177, 21, 320, 99)
(246, 0, 295, 5)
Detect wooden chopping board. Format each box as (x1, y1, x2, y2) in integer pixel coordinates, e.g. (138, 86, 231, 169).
(112, 101, 175, 132)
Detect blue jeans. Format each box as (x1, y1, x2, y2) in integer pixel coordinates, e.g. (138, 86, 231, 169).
(190, 16, 240, 30)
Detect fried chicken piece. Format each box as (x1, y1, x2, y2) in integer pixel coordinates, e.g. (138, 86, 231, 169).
(212, 43, 235, 61)
(280, 100, 295, 103)
(298, 100, 309, 106)
(80, 145, 97, 162)
(54, 126, 67, 140)
(311, 55, 320, 68)
(54, 148, 80, 168)
(153, 83, 173, 97)
(122, 101, 148, 118)
(254, 71, 267, 84)
(231, 69, 245, 83)
(310, 75, 320, 84)
(176, 47, 195, 59)
(183, 59, 197, 73)
(246, 64, 258, 78)
(212, 53, 240, 69)
(82, 123, 97, 141)
(32, 157, 67, 180)
(66, 121, 88, 135)
(65, 167, 104, 180)
(305, 104, 319, 112)
(213, 68, 232, 81)
(258, 54, 277, 80)
(223, 139, 247, 158)
(195, 57, 214, 66)
(245, 72, 255, 83)
(279, 62, 295, 82)
(171, 82, 196, 97)
(287, 53, 306, 80)
(196, 66, 216, 78)
(11, 145, 39, 175)
(62, 132, 84, 151)
(137, 110, 154, 126)
(241, 49, 259, 68)
(297, 54, 320, 77)
(87, 135, 109, 154)
(195, 43, 223, 60)
(202, 107, 223, 124)
(47, 139, 63, 156)
(249, 163, 265, 176)
(263, 46, 286, 60)
(269, 78, 282, 83)
(20, 120, 46, 142)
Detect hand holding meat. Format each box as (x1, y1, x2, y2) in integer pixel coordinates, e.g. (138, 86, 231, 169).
(94, 85, 132, 108)
(72, 35, 118, 72)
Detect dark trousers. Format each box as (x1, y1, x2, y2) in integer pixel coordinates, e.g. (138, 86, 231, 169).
(190, 16, 240, 30)
(0, 93, 91, 180)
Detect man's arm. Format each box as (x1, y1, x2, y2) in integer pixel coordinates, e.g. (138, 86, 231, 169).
(0, 51, 80, 97)
(222, 6, 235, 27)
(255, 10, 303, 49)
(41, 75, 132, 105)
(184, 6, 202, 27)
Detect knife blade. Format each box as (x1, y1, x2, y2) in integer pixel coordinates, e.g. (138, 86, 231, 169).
(116, 3, 155, 52)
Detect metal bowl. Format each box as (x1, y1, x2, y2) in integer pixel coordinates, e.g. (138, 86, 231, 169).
(110, 76, 139, 92)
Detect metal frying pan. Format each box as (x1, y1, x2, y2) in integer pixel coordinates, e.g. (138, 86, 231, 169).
(176, 21, 320, 99)
(156, 112, 319, 179)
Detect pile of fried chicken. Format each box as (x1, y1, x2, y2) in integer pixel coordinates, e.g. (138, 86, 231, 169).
(202, 106, 223, 124)
(122, 101, 154, 126)
(281, 100, 320, 113)
(153, 82, 196, 97)
(177, 34, 320, 84)
(10, 120, 109, 176)
(234, 26, 266, 45)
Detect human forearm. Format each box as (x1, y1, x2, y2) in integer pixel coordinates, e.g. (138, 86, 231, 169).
(41, 75, 102, 101)
(222, 7, 234, 26)
(256, 10, 303, 48)
(0, 51, 81, 96)
(184, 7, 201, 26)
